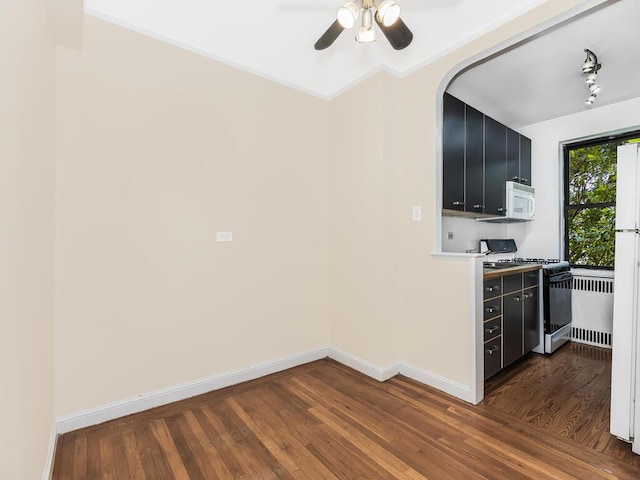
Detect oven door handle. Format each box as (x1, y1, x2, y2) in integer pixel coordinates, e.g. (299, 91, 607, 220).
(548, 272, 573, 283)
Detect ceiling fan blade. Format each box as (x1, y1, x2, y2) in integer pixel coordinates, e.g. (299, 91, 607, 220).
(375, 17, 413, 50)
(314, 20, 345, 50)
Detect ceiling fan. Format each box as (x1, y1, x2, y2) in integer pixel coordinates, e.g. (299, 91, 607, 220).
(314, 0, 413, 51)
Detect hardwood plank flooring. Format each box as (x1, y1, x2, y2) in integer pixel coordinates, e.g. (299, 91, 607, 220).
(53, 352, 640, 479)
(484, 342, 640, 467)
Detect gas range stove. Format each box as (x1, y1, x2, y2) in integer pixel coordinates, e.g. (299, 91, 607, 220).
(497, 258, 570, 272)
(480, 239, 570, 272)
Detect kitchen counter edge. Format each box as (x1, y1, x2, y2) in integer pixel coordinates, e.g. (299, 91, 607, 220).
(482, 264, 542, 280)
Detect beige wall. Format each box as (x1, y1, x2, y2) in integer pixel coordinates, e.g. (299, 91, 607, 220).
(329, 0, 586, 385)
(0, 0, 56, 478)
(55, 16, 333, 416)
(53, 0, 585, 418)
(0, 0, 595, 475)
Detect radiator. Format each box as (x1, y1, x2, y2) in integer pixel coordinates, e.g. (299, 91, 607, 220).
(570, 275, 614, 349)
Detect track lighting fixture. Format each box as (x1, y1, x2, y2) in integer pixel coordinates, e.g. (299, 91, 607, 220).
(582, 49, 602, 107)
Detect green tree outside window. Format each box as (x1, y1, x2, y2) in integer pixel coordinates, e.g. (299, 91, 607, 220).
(565, 135, 640, 268)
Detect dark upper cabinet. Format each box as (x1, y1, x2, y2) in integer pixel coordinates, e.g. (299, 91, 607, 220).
(506, 128, 520, 184)
(465, 105, 484, 213)
(520, 136, 532, 185)
(484, 117, 507, 216)
(442, 94, 532, 216)
(507, 127, 532, 186)
(443, 93, 465, 210)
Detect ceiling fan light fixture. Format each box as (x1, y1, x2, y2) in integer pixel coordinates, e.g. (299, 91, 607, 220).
(356, 7, 376, 43)
(337, 2, 359, 29)
(375, 0, 401, 27)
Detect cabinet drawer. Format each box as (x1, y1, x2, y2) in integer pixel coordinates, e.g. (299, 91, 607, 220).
(524, 270, 539, 288)
(484, 317, 502, 342)
(503, 273, 522, 294)
(483, 277, 502, 300)
(484, 336, 502, 380)
(484, 300, 501, 321)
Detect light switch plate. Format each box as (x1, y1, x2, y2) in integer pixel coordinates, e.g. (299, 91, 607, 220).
(412, 206, 422, 222)
(216, 232, 233, 242)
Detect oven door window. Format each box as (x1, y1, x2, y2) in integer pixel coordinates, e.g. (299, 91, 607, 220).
(548, 275, 572, 333)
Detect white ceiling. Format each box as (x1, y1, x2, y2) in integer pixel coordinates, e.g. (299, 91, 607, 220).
(83, 0, 548, 99)
(447, 0, 640, 128)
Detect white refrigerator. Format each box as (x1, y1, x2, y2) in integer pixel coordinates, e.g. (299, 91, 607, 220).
(611, 143, 640, 453)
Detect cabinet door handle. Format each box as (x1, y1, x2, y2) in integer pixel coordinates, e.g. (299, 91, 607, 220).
(486, 326, 500, 334)
(473, 204, 485, 209)
(523, 292, 534, 299)
(452, 201, 465, 206)
(513, 296, 521, 302)
(521, 178, 529, 183)
(486, 346, 499, 355)
(511, 176, 520, 181)
(496, 207, 505, 213)
(485, 286, 501, 293)
(485, 305, 500, 314)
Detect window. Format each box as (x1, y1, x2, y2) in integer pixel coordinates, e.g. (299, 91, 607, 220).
(563, 132, 640, 269)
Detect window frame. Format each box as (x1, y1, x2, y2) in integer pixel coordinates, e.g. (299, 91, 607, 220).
(563, 130, 640, 270)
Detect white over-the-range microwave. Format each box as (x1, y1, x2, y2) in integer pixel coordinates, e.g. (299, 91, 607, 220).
(477, 181, 535, 222)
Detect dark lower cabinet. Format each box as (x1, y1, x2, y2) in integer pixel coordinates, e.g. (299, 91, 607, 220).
(503, 291, 524, 368)
(484, 337, 502, 379)
(524, 286, 539, 353)
(483, 270, 540, 379)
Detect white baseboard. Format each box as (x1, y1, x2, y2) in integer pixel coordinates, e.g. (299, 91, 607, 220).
(55, 347, 475, 436)
(328, 348, 399, 381)
(42, 420, 58, 480)
(398, 363, 474, 404)
(57, 347, 330, 434)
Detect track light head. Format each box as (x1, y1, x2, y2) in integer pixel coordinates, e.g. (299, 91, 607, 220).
(589, 84, 602, 95)
(585, 94, 597, 106)
(585, 73, 597, 86)
(582, 49, 601, 74)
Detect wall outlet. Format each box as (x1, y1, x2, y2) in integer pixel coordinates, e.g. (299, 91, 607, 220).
(412, 206, 422, 222)
(216, 232, 233, 242)
(447, 232, 454, 240)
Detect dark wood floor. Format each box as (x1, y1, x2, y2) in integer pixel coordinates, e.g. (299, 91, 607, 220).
(53, 346, 640, 479)
(484, 342, 640, 467)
